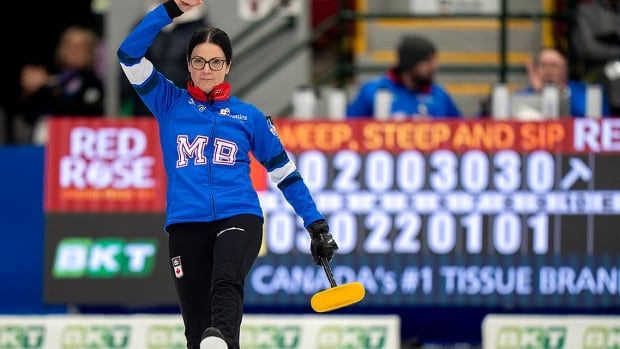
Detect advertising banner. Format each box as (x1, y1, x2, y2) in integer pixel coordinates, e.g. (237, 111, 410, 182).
(0, 315, 400, 349)
(44, 213, 171, 305)
(45, 118, 166, 213)
(45, 118, 620, 307)
(482, 315, 620, 349)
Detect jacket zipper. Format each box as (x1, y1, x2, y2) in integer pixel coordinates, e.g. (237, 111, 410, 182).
(209, 109, 217, 219)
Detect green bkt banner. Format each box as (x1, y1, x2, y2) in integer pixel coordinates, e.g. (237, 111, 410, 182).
(483, 315, 620, 349)
(496, 326, 567, 349)
(52, 238, 158, 278)
(316, 326, 388, 349)
(144, 323, 391, 349)
(0, 315, 400, 349)
(239, 316, 399, 349)
(583, 327, 620, 349)
(61, 325, 131, 349)
(0, 325, 45, 349)
(145, 325, 185, 349)
(240, 325, 302, 349)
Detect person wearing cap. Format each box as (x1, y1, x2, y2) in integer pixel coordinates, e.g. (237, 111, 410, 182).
(347, 35, 461, 118)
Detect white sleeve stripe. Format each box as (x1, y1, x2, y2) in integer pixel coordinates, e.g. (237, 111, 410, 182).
(268, 161, 297, 184)
(120, 57, 154, 86)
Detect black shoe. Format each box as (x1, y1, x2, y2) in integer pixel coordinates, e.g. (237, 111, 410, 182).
(200, 327, 228, 349)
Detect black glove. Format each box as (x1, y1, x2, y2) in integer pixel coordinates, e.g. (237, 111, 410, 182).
(307, 219, 338, 266)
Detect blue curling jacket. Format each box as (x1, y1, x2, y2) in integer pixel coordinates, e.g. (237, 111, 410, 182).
(347, 71, 462, 118)
(118, 3, 323, 229)
(520, 80, 611, 117)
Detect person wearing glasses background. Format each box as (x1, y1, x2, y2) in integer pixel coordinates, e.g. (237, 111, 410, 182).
(118, 0, 338, 348)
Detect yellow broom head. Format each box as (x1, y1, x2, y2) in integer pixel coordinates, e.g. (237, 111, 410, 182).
(311, 281, 366, 313)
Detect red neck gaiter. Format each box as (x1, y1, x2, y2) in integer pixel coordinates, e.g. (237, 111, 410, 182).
(187, 81, 231, 103)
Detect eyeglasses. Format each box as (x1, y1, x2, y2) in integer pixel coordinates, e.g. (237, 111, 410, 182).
(189, 57, 227, 71)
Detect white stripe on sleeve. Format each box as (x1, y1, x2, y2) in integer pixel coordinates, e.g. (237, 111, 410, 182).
(268, 161, 296, 184)
(120, 57, 154, 86)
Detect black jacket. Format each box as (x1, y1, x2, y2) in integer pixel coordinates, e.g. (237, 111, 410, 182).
(19, 69, 103, 124)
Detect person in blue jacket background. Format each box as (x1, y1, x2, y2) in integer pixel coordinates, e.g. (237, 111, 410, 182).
(118, 0, 338, 348)
(347, 35, 462, 118)
(522, 47, 611, 117)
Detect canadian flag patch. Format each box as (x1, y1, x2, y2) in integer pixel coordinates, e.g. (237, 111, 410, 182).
(171, 256, 184, 279)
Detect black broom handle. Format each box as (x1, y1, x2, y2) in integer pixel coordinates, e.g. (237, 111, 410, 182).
(320, 257, 338, 288)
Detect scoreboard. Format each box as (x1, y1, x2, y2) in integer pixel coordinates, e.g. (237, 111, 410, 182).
(248, 119, 620, 307)
(44, 118, 620, 307)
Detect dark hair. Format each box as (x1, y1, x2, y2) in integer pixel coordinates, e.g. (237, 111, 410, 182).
(187, 27, 233, 64)
(397, 35, 436, 72)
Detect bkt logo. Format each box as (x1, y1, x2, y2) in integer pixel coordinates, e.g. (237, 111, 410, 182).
(53, 238, 157, 278)
(0, 326, 45, 349)
(61, 325, 130, 349)
(146, 325, 186, 349)
(239, 325, 301, 349)
(583, 327, 620, 349)
(317, 326, 387, 349)
(497, 326, 566, 349)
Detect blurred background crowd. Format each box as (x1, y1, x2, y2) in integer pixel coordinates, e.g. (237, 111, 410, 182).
(0, 0, 617, 144)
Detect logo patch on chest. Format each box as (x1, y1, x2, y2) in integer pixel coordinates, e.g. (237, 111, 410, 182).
(176, 135, 239, 167)
(218, 108, 248, 121)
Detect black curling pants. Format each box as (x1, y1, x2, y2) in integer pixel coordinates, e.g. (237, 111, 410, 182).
(167, 214, 263, 349)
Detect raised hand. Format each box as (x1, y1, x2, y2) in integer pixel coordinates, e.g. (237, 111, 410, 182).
(20, 65, 49, 95)
(526, 58, 543, 92)
(173, 0, 204, 13)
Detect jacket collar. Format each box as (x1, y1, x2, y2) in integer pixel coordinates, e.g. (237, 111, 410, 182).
(187, 81, 231, 103)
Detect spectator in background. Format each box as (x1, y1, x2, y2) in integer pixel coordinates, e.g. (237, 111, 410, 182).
(17, 26, 104, 128)
(347, 35, 461, 118)
(523, 47, 610, 117)
(120, 0, 209, 116)
(573, 0, 620, 115)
